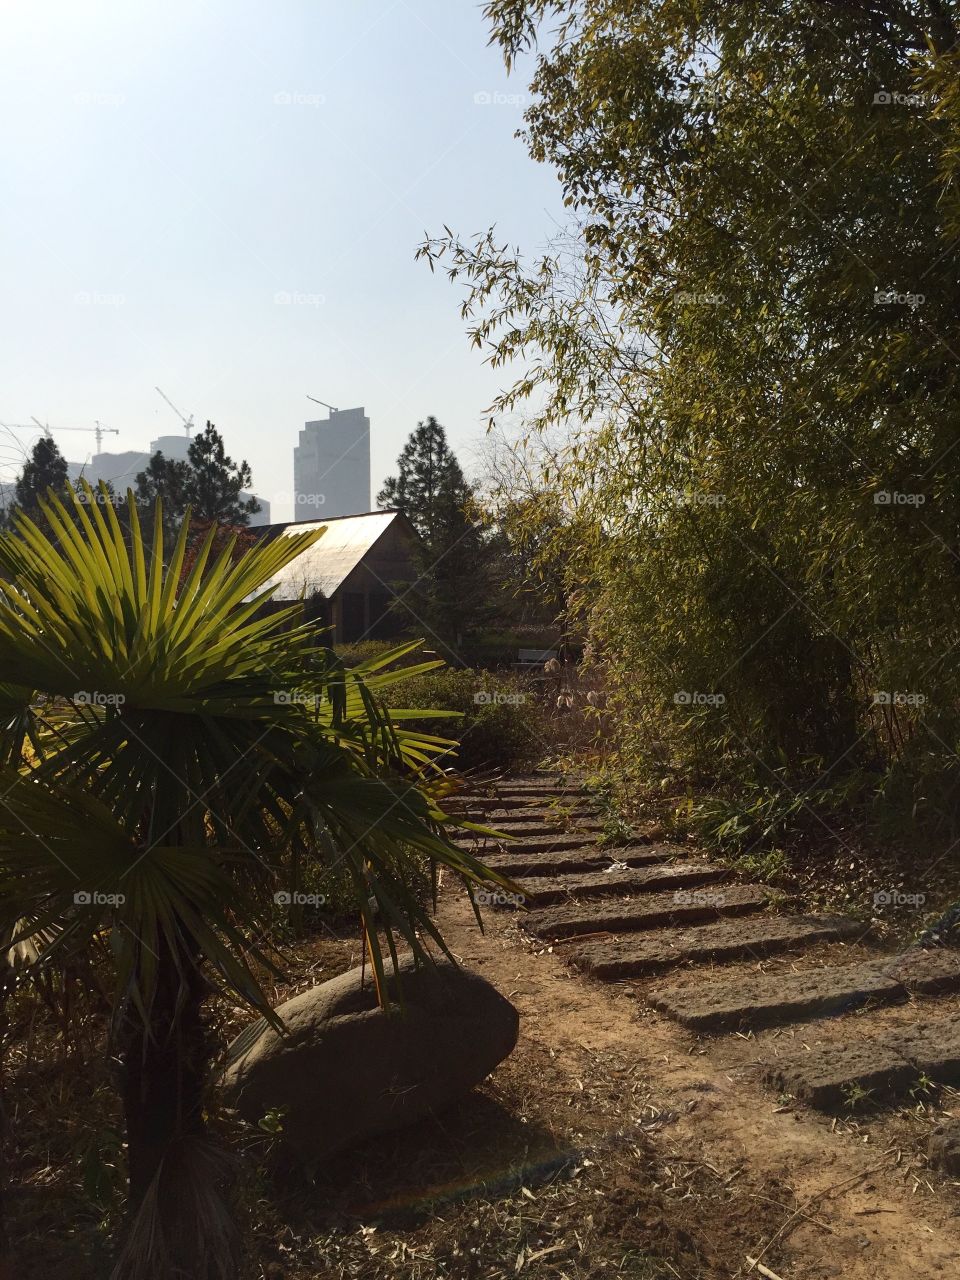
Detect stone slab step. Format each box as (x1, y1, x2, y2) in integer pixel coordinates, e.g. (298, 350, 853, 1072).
(459, 820, 606, 841)
(506, 862, 729, 910)
(760, 1008, 960, 1108)
(650, 947, 960, 1032)
(456, 831, 624, 855)
(567, 914, 864, 979)
(455, 808, 593, 829)
(460, 792, 591, 809)
(523, 883, 774, 940)
(482, 843, 679, 880)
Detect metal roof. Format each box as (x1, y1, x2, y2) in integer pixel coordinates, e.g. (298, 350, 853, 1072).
(265, 510, 403, 600)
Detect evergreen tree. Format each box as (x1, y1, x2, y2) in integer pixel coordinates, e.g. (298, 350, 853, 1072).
(9, 436, 69, 520)
(133, 451, 192, 543)
(134, 421, 260, 540)
(186, 421, 260, 525)
(377, 417, 497, 648)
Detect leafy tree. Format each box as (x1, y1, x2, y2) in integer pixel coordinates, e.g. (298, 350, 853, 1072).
(421, 1, 960, 830)
(378, 417, 499, 651)
(0, 484, 515, 1277)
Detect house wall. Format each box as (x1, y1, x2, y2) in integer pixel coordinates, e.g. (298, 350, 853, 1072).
(330, 518, 418, 643)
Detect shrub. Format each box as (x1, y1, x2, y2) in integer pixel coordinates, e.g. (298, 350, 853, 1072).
(386, 667, 546, 773)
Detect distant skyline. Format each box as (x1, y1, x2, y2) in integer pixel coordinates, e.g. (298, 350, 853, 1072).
(0, 1, 563, 521)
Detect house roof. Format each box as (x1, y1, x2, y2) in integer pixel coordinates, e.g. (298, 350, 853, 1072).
(261, 510, 410, 600)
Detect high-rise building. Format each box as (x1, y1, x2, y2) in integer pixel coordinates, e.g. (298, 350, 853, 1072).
(294, 406, 371, 519)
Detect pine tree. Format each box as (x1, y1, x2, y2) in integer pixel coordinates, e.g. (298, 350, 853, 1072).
(377, 417, 497, 649)
(186, 422, 260, 525)
(134, 422, 260, 541)
(13, 436, 69, 515)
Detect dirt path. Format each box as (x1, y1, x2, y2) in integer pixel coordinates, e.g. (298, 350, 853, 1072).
(436, 785, 960, 1279)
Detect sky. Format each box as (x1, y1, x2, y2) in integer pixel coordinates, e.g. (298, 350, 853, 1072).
(0, 0, 563, 521)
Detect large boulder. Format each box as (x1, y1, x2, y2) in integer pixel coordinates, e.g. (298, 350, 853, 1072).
(220, 955, 519, 1160)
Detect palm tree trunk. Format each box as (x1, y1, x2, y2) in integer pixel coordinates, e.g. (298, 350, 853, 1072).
(119, 942, 207, 1208)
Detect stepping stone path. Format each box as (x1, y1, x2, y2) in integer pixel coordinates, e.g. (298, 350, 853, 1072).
(460, 771, 960, 1113)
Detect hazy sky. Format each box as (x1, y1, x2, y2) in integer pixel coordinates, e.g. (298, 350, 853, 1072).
(0, 0, 562, 520)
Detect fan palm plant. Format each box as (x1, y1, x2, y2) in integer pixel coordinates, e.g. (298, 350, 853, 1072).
(0, 484, 514, 1277)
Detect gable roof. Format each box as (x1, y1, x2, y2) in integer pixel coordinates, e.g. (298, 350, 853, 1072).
(261, 510, 411, 600)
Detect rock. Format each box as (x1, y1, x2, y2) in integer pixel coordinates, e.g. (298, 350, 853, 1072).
(221, 956, 519, 1160)
(928, 1121, 960, 1175)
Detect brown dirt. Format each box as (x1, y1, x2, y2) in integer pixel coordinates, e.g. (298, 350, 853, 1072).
(433, 888, 960, 1280)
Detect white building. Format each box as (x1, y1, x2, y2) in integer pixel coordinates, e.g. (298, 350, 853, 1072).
(294, 406, 371, 519)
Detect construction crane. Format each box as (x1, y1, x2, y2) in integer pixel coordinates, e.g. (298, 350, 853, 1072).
(31, 417, 119, 452)
(155, 386, 195, 437)
(307, 394, 340, 413)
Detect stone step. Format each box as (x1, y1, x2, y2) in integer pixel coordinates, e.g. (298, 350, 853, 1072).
(760, 1008, 960, 1109)
(482, 844, 679, 880)
(567, 914, 864, 979)
(458, 820, 607, 842)
(523, 883, 774, 941)
(506, 862, 729, 910)
(459, 806, 599, 825)
(650, 948, 960, 1032)
(457, 833, 639, 858)
(460, 790, 591, 808)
